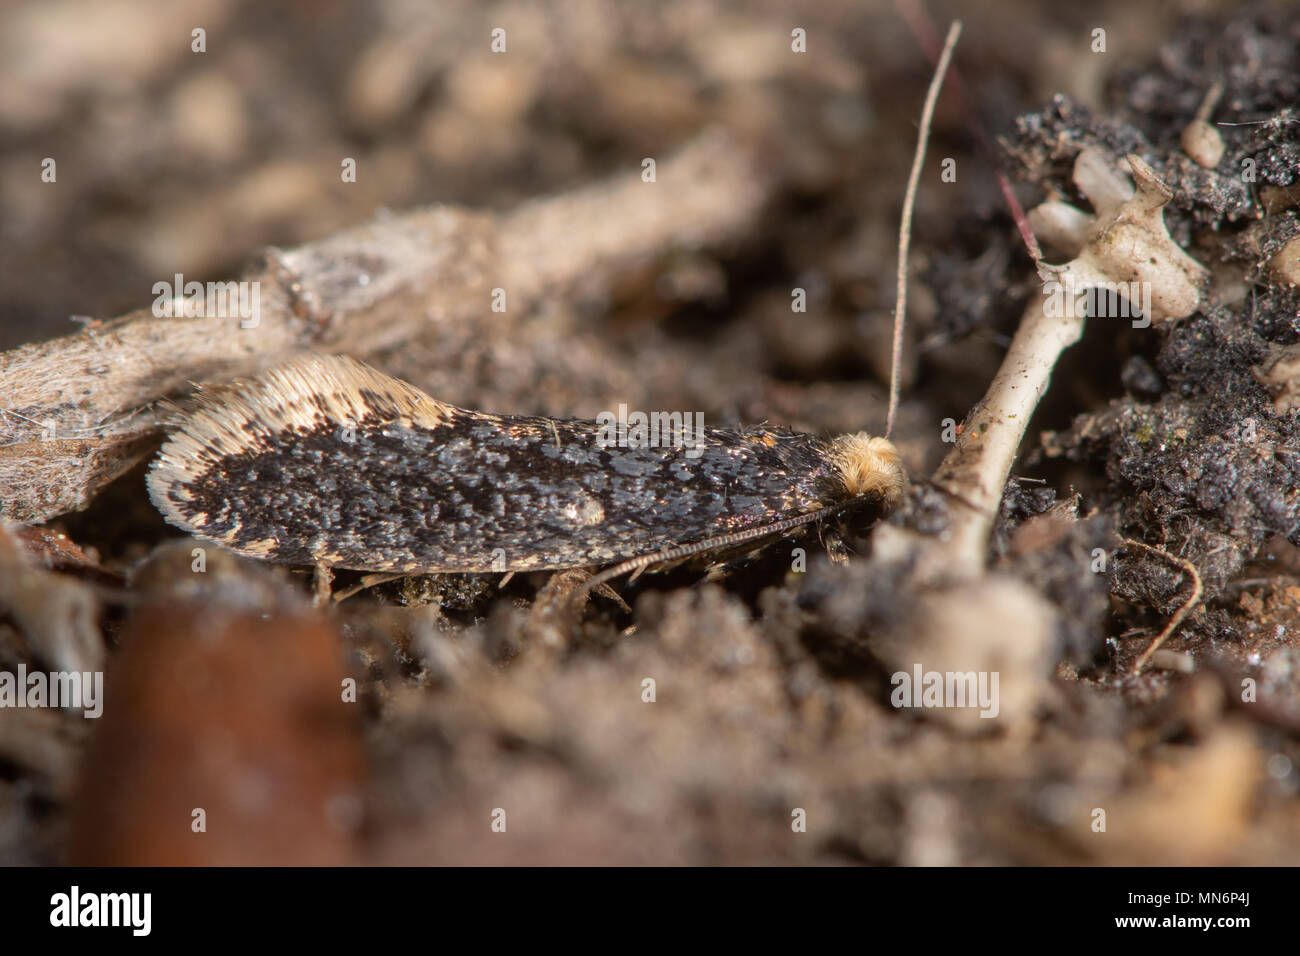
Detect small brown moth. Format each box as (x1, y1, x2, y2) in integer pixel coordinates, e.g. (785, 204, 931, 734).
(148, 355, 906, 589)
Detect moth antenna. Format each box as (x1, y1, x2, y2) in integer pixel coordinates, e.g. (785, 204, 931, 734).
(574, 503, 845, 606)
(887, 19, 962, 439)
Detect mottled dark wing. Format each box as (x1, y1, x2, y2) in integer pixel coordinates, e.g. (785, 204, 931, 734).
(148, 355, 856, 573)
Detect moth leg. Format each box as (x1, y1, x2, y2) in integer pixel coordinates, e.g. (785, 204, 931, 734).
(822, 524, 852, 565)
(312, 563, 334, 607)
(530, 569, 631, 641)
(332, 571, 406, 603)
(526, 570, 590, 646)
(592, 581, 632, 613)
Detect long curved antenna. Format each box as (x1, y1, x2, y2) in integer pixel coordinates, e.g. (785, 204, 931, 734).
(574, 503, 846, 606)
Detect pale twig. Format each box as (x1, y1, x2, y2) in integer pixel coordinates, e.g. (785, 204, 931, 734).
(1194, 80, 1224, 125)
(887, 19, 961, 439)
(918, 154, 1205, 581)
(1123, 539, 1204, 675)
(918, 289, 1085, 582)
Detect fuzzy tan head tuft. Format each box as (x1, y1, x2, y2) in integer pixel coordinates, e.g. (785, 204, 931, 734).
(829, 433, 906, 507)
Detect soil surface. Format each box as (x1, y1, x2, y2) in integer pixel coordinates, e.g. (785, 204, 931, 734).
(1, 0, 1298, 865)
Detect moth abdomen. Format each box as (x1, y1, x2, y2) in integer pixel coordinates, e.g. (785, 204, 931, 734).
(147, 354, 905, 576)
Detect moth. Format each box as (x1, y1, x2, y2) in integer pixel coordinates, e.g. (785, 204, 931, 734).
(147, 354, 905, 593)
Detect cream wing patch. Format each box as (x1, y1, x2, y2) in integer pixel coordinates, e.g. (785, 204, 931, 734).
(147, 354, 453, 527)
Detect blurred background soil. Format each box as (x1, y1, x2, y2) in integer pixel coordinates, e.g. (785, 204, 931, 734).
(2, 0, 1299, 864)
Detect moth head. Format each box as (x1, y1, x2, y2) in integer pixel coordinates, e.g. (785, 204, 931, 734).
(829, 432, 906, 508)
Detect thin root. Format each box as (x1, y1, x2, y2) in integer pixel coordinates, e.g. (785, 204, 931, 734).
(1123, 539, 1204, 675)
(887, 18, 962, 439)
